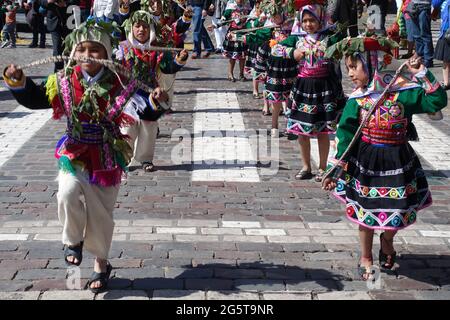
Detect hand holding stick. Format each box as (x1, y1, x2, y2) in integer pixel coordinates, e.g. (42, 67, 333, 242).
(4, 64, 24, 81)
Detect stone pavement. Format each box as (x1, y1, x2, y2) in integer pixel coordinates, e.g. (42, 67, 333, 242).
(1, 28, 450, 301)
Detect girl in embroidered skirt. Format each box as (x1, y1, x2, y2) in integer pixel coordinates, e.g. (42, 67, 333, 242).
(252, 9, 297, 136)
(243, 0, 266, 98)
(2, 20, 148, 292)
(220, 0, 251, 81)
(323, 36, 448, 280)
(271, 3, 345, 181)
(116, 9, 188, 172)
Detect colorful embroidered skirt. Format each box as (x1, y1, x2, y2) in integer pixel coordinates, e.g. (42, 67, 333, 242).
(286, 76, 342, 136)
(244, 42, 259, 76)
(334, 141, 432, 231)
(253, 43, 297, 103)
(223, 37, 247, 60)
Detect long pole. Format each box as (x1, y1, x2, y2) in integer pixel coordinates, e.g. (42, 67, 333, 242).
(230, 18, 295, 34)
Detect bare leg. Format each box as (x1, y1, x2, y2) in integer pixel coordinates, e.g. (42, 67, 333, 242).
(228, 59, 235, 80)
(298, 135, 311, 172)
(282, 101, 287, 114)
(252, 79, 259, 96)
(380, 230, 397, 254)
(443, 62, 449, 86)
(379, 229, 397, 269)
(239, 58, 245, 78)
(89, 257, 108, 289)
(317, 134, 330, 171)
(359, 225, 374, 280)
(271, 102, 282, 129)
(262, 97, 270, 115)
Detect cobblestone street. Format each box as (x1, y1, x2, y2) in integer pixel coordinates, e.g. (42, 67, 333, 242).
(1, 25, 450, 300)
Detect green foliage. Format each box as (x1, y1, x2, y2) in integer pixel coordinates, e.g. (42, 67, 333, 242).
(63, 19, 121, 56)
(324, 33, 399, 61)
(122, 10, 156, 37)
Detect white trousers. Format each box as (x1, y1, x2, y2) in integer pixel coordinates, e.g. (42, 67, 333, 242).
(122, 119, 158, 164)
(57, 171, 119, 260)
(212, 17, 226, 49)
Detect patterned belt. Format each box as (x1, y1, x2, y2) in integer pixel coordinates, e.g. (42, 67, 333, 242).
(67, 122, 120, 145)
(298, 66, 329, 78)
(361, 128, 407, 145)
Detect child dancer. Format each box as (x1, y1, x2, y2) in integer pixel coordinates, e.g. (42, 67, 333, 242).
(252, 8, 297, 136)
(271, 3, 345, 181)
(3, 20, 146, 292)
(243, 0, 266, 98)
(221, 0, 251, 81)
(116, 9, 188, 172)
(323, 35, 448, 280)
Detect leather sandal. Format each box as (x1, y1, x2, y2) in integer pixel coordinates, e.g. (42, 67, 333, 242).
(88, 262, 113, 294)
(295, 170, 313, 180)
(64, 241, 83, 266)
(379, 233, 397, 270)
(142, 162, 154, 172)
(315, 169, 326, 182)
(357, 253, 375, 281)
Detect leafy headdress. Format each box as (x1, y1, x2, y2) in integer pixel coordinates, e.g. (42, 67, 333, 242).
(122, 10, 157, 45)
(63, 19, 121, 59)
(325, 34, 419, 98)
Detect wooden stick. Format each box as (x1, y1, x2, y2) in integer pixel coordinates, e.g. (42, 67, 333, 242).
(218, 15, 254, 26)
(17, 55, 154, 92)
(230, 18, 295, 34)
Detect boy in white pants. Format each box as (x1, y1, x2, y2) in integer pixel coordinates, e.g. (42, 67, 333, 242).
(3, 20, 152, 293)
(116, 9, 188, 172)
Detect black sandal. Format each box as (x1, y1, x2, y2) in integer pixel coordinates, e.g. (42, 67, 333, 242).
(315, 169, 325, 182)
(295, 170, 313, 180)
(88, 262, 113, 294)
(379, 233, 397, 270)
(142, 162, 154, 172)
(64, 242, 83, 266)
(357, 253, 375, 281)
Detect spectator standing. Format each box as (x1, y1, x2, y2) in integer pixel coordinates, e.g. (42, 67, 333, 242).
(328, 0, 359, 37)
(40, 0, 71, 71)
(1, 2, 18, 48)
(26, 0, 46, 48)
(92, 0, 118, 22)
(433, 0, 450, 89)
(79, 0, 92, 22)
(365, 0, 392, 34)
(212, 0, 226, 53)
(407, 0, 434, 67)
(400, 0, 416, 58)
(190, 0, 214, 59)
